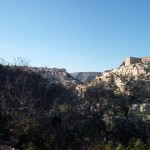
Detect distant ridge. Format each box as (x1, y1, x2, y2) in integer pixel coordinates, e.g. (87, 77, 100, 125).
(70, 72, 101, 82)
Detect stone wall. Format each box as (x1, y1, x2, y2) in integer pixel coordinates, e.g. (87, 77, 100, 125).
(118, 64, 148, 76)
(142, 57, 150, 64)
(125, 57, 141, 66)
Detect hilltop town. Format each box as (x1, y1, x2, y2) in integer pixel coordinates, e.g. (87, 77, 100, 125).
(76, 56, 150, 92)
(93, 56, 150, 86)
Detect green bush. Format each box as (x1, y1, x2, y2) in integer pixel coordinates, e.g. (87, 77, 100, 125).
(128, 138, 147, 150)
(116, 143, 125, 150)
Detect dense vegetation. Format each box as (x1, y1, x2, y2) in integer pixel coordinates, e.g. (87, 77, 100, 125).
(0, 63, 150, 150)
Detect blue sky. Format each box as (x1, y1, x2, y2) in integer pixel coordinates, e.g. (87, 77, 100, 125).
(0, 0, 150, 72)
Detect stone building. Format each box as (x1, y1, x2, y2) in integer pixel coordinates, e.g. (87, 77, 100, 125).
(142, 57, 150, 64)
(125, 57, 141, 66)
(124, 56, 150, 66)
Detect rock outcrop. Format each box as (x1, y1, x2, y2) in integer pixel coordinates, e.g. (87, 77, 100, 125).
(95, 56, 150, 85)
(92, 56, 150, 123)
(30, 67, 81, 89)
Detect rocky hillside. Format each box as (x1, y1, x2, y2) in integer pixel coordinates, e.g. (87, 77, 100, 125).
(75, 56, 150, 122)
(70, 72, 101, 82)
(95, 56, 150, 85)
(30, 67, 82, 89)
(0, 64, 77, 150)
(0, 57, 150, 150)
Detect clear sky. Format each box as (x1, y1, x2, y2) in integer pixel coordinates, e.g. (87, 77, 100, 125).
(0, 0, 150, 72)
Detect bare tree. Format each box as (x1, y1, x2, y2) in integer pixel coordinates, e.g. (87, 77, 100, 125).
(0, 63, 49, 125)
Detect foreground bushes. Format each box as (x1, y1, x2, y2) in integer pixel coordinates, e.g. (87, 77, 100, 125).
(0, 64, 150, 149)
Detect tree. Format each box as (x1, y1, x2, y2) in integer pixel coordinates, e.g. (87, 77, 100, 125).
(115, 76, 150, 119)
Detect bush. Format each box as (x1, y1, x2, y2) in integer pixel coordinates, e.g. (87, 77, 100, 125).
(116, 143, 125, 150)
(127, 138, 147, 150)
(23, 141, 38, 150)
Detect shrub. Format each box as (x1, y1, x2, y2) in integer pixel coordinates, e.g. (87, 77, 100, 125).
(127, 138, 147, 150)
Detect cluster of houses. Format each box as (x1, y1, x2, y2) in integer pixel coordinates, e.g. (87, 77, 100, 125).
(76, 56, 150, 97)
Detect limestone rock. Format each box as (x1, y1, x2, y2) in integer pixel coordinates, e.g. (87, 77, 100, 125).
(102, 115, 114, 132)
(129, 104, 141, 114)
(143, 115, 150, 121)
(140, 103, 150, 114)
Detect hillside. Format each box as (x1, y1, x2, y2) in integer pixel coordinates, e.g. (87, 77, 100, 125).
(0, 64, 77, 149)
(95, 56, 150, 85)
(0, 57, 150, 150)
(30, 67, 81, 88)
